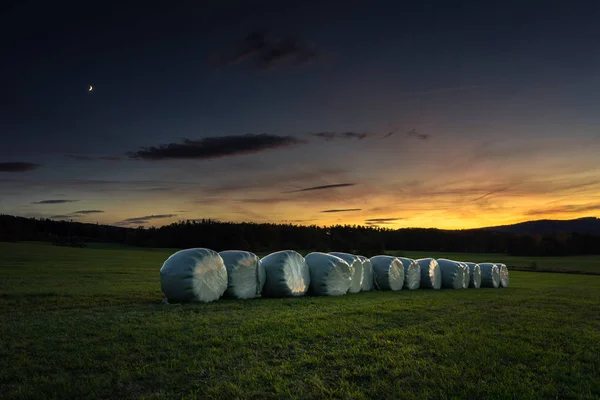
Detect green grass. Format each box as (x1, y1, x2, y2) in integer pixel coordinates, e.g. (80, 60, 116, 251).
(1, 242, 600, 399)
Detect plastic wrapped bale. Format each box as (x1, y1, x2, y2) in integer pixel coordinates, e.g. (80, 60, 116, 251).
(497, 263, 509, 287)
(437, 259, 464, 289)
(261, 250, 310, 297)
(305, 252, 352, 296)
(369, 256, 404, 291)
(160, 248, 228, 303)
(329, 252, 363, 293)
(219, 250, 265, 299)
(479, 263, 500, 288)
(464, 262, 481, 288)
(396, 257, 421, 290)
(416, 258, 442, 289)
(356, 255, 374, 291)
(460, 263, 470, 289)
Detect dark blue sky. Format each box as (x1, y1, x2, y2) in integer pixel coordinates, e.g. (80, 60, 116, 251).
(1, 0, 599, 228)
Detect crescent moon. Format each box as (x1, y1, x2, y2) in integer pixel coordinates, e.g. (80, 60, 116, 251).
(88, 85, 93, 92)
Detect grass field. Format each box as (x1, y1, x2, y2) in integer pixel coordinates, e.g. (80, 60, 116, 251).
(1, 242, 600, 399)
(79, 242, 600, 274)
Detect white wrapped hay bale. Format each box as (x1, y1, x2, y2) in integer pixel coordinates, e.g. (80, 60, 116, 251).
(329, 252, 363, 293)
(219, 250, 265, 299)
(464, 262, 481, 288)
(356, 255, 374, 291)
(261, 250, 310, 297)
(369, 256, 404, 291)
(479, 263, 500, 288)
(396, 257, 421, 290)
(437, 259, 464, 289)
(416, 258, 442, 289)
(497, 263, 509, 287)
(460, 262, 470, 289)
(305, 252, 352, 296)
(160, 248, 228, 303)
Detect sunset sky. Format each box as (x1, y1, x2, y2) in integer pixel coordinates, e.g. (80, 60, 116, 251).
(1, 0, 599, 229)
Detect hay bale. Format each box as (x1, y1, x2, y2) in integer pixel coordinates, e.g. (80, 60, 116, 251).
(437, 259, 464, 289)
(369, 255, 404, 291)
(219, 250, 265, 299)
(261, 250, 310, 297)
(396, 257, 421, 290)
(464, 262, 481, 288)
(356, 255, 374, 291)
(305, 252, 352, 296)
(479, 263, 500, 288)
(160, 248, 228, 303)
(329, 252, 363, 293)
(497, 263, 509, 287)
(416, 258, 442, 289)
(460, 262, 470, 289)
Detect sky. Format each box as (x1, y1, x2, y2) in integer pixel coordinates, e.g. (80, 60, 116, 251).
(1, 0, 600, 229)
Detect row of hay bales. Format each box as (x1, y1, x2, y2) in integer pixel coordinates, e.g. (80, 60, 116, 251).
(160, 249, 510, 303)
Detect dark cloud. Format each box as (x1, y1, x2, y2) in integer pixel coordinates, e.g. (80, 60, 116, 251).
(217, 29, 319, 70)
(200, 167, 347, 197)
(470, 186, 515, 202)
(126, 134, 306, 161)
(66, 155, 122, 161)
(320, 208, 362, 213)
(237, 198, 287, 204)
(73, 210, 105, 214)
(259, 37, 318, 70)
(230, 30, 268, 64)
(65, 155, 96, 161)
(364, 217, 402, 225)
(9, 179, 188, 194)
(115, 214, 177, 225)
(283, 183, 356, 193)
(525, 203, 600, 216)
(310, 132, 375, 141)
(365, 218, 402, 223)
(411, 85, 483, 96)
(32, 199, 79, 204)
(49, 215, 77, 220)
(0, 162, 40, 172)
(406, 129, 430, 140)
(140, 187, 173, 192)
(415, 188, 487, 197)
(381, 128, 425, 140)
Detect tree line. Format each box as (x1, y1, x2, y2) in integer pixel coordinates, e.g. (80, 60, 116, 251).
(1, 214, 599, 256)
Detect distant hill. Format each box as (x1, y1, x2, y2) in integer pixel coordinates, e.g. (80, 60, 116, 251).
(2, 213, 600, 255)
(476, 217, 600, 235)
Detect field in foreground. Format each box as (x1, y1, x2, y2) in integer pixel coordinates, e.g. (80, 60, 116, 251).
(1, 242, 600, 399)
